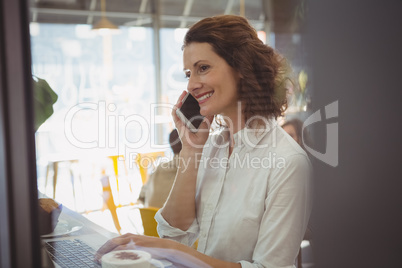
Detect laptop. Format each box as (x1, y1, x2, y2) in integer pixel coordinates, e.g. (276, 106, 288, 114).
(42, 236, 105, 268)
(40, 210, 170, 268)
(40, 216, 111, 268)
(38, 199, 118, 268)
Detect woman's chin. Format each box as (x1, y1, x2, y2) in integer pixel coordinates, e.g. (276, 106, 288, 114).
(200, 108, 212, 117)
(201, 111, 215, 118)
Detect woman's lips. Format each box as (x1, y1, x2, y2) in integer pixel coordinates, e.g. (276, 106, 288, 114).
(196, 91, 214, 104)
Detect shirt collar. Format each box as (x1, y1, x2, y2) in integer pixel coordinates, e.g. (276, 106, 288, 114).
(233, 118, 278, 148)
(212, 118, 278, 148)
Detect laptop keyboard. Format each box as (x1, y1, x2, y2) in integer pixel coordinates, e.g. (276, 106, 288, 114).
(44, 239, 101, 268)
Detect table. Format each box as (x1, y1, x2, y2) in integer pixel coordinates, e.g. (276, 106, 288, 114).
(38, 188, 212, 268)
(40, 205, 117, 268)
(39, 205, 195, 268)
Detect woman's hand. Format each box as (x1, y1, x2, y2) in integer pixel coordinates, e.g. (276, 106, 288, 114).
(95, 234, 213, 268)
(161, 91, 213, 230)
(172, 91, 213, 152)
(94, 234, 178, 263)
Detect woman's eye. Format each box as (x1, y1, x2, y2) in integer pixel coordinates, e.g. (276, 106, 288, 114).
(184, 72, 190, 79)
(200, 65, 209, 72)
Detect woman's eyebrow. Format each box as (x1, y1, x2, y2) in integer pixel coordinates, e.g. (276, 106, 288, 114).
(192, 60, 202, 67)
(183, 60, 205, 71)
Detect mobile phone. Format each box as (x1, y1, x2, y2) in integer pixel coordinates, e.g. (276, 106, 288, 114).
(176, 92, 205, 132)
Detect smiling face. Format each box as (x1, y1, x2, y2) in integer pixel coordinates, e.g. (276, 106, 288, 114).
(183, 42, 241, 120)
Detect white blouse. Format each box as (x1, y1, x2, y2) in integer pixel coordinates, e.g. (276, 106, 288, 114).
(155, 119, 313, 268)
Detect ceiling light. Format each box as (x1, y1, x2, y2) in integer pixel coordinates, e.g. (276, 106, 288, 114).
(92, 0, 119, 31)
(93, 17, 118, 30)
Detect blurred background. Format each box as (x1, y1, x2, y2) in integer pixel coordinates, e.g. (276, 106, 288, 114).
(1, 0, 401, 267)
(29, 0, 313, 236)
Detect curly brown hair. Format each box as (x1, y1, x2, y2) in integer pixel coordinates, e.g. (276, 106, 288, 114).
(183, 15, 292, 124)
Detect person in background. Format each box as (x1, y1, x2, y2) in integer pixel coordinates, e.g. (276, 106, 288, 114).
(281, 118, 313, 157)
(96, 15, 312, 268)
(138, 129, 182, 208)
(282, 118, 305, 147)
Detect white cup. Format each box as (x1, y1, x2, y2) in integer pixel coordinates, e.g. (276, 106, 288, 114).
(101, 250, 152, 268)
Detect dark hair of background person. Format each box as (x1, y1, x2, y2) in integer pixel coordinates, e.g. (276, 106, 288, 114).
(169, 129, 182, 154)
(182, 15, 293, 123)
(281, 118, 313, 151)
(282, 118, 303, 141)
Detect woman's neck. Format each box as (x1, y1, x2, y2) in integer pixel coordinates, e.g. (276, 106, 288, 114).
(223, 114, 245, 157)
(221, 104, 245, 134)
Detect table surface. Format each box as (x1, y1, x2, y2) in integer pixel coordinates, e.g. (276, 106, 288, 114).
(40, 202, 209, 268)
(57, 205, 117, 239)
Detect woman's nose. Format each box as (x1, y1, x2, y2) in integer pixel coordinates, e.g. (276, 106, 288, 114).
(187, 75, 202, 92)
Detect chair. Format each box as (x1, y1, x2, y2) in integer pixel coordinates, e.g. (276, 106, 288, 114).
(135, 151, 165, 184)
(296, 226, 314, 268)
(100, 173, 122, 234)
(139, 207, 159, 237)
(101, 155, 130, 234)
(137, 207, 199, 249)
(45, 158, 82, 210)
(107, 155, 133, 206)
(107, 155, 128, 192)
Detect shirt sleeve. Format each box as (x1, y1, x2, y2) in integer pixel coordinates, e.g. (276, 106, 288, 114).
(155, 209, 200, 247)
(241, 153, 312, 268)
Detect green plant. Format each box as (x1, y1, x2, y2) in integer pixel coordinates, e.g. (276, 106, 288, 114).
(32, 77, 58, 132)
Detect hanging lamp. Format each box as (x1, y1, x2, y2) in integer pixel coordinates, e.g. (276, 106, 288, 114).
(92, 0, 118, 30)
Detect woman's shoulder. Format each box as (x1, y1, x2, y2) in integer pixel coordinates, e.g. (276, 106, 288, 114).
(251, 122, 310, 161)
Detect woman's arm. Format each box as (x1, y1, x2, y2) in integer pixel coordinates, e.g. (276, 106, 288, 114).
(160, 148, 201, 230)
(251, 153, 313, 267)
(95, 234, 241, 268)
(161, 91, 213, 230)
(176, 242, 241, 268)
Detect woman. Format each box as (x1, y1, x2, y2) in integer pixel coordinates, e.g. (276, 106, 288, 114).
(96, 15, 312, 268)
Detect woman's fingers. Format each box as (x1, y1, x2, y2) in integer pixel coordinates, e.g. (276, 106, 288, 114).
(114, 244, 136, 251)
(94, 235, 189, 266)
(95, 234, 136, 263)
(172, 91, 188, 130)
(177, 90, 187, 106)
(95, 234, 176, 263)
(171, 91, 213, 150)
(192, 115, 213, 144)
(171, 90, 187, 118)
